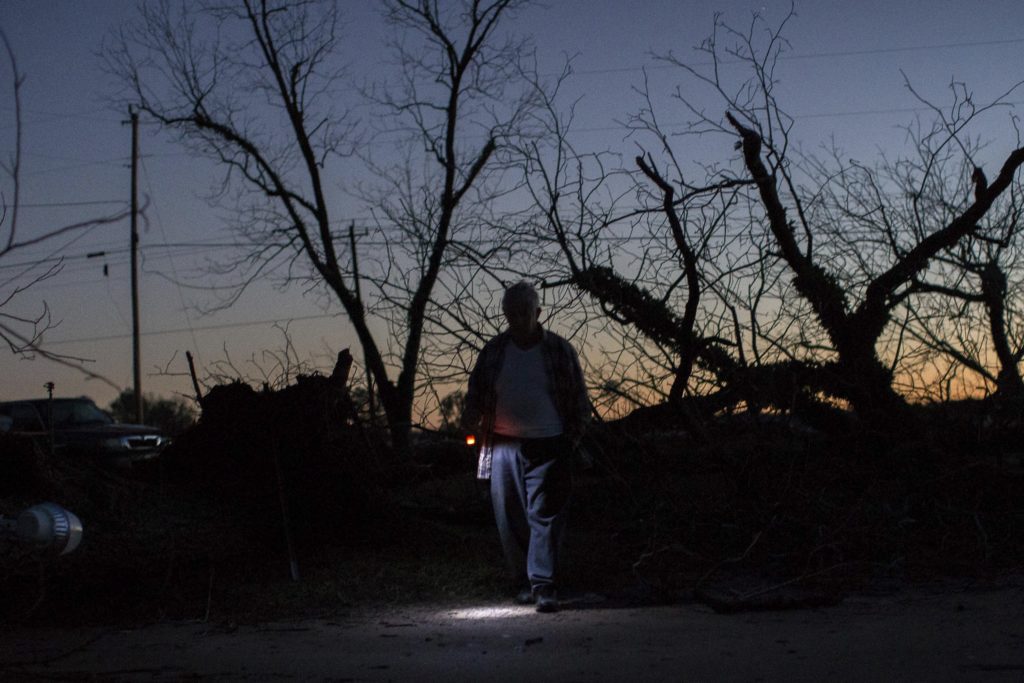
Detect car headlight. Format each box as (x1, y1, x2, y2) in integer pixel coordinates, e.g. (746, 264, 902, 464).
(101, 437, 129, 451)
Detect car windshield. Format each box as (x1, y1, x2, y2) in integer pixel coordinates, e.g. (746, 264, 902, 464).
(50, 400, 113, 427)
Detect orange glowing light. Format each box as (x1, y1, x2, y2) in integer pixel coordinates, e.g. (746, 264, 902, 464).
(465, 434, 476, 446)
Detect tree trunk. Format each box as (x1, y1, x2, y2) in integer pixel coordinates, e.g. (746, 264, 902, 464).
(981, 263, 1024, 400)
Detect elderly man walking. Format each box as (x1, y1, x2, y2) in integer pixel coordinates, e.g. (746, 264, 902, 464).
(462, 281, 590, 613)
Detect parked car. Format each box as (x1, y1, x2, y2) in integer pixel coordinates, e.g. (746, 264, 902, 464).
(0, 396, 169, 467)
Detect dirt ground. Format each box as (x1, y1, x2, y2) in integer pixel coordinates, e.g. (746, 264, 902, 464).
(2, 584, 1022, 682)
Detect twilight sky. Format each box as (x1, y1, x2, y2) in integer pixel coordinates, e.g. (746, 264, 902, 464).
(2, 0, 1023, 416)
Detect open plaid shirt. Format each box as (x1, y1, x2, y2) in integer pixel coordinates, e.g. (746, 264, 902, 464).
(463, 327, 591, 479)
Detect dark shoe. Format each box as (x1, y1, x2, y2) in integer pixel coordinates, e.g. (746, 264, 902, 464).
(514, 587, 535, 605)
(534, 585, 558, 613)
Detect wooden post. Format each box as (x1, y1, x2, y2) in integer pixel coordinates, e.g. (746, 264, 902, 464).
(186, 350, 203, 402)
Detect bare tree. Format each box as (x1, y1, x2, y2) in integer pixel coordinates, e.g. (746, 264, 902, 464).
(852, 104, 1024, 403)
(1, 30, 127, 389)
(516, 9, 1024, 430)
(106, 0, 538, 454)
(650, 10, 1024, 429)
(511, 61, 811, 426)
(899, 175, 1024, 401)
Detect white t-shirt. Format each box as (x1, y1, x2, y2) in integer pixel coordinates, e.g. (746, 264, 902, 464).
(492, 342, 563, 438)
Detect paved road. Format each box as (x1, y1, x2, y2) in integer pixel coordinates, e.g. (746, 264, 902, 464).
(2, 586, 1023, 681)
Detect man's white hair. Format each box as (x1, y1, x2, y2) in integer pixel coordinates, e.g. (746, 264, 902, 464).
(502, 281, 539, 312)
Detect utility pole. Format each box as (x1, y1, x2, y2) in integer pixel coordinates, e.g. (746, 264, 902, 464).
(129, 107, 143, 424)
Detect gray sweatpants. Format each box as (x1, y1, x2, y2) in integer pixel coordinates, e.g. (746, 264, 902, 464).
(488, 438, 572, 590)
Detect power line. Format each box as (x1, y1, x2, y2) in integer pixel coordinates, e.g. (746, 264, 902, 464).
(772, 37, 1024, 61)
(15, 200, 128, 208)
(3, 213, 978, 275)
(0, 148, 121, 163)
(0, 218, 111, 290)
(0, 241, 251, 271)
(573, 100, 1023, 135)
(17, 158, 131, 176)
(571, 37, 1024, 76)
(1, 34, 1018, 141)
(0, 104, 111, 119)
(44, 311, 343, 346)
(15, 226, 956, 292)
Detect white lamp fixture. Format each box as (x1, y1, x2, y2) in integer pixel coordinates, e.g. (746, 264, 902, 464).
(0, 503, 83, 555)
